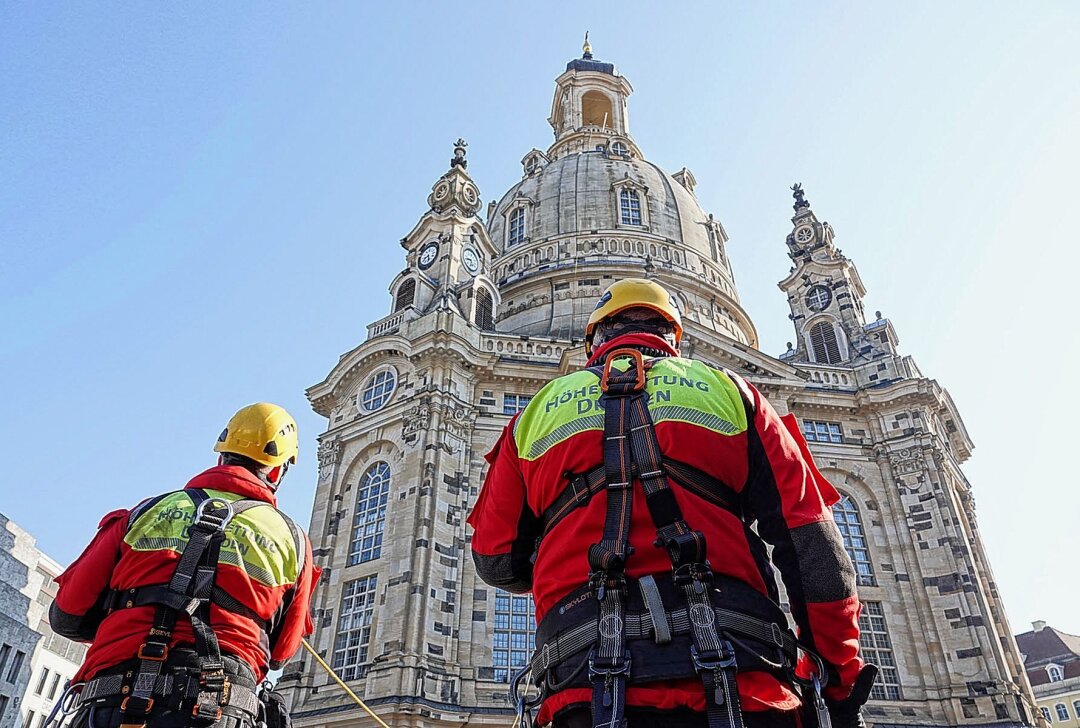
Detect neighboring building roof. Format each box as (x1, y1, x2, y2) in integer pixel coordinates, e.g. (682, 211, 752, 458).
(1017, 622, 1080, 686)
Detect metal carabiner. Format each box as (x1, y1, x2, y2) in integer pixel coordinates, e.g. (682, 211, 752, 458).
(43, 681, 85, 728)
(509, 664, 541, 728)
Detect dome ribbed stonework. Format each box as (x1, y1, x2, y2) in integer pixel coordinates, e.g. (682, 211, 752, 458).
(487, 147, 756, 346)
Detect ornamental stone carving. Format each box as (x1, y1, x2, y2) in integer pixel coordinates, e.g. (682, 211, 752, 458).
(316, 438, 343, 482)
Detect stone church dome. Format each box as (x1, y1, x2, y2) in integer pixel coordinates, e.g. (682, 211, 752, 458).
(488, 153, 719, 265)
(484, 52, 756, 347)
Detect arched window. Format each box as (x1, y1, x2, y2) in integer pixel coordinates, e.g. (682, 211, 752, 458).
(1071, 700, 1080, 718)
(475, 288, 494, 331)
(348, 462, 391, 565)
(394, 278, 415, 312)
(1056, 705, 1069, 721)
(833, 494, 875, 586)
(581, 90, 613, 127)
(620, 189, 642, 226)
(1042, 707, 1052, 724)
(809, 321, 843, 364)
(508, 207, 526, 247)
(1049, 665, 1065, 682)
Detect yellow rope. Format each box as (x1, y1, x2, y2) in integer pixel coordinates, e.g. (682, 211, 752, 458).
(300, 638, 392, 728)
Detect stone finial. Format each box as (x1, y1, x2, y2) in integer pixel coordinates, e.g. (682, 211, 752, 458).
(583, 31, 593, 59)
(791, 183, 810, 211)
(451, 138, 468, 169)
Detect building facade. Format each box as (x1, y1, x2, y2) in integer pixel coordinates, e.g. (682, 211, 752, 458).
(1016, 622, 1080, 728)
(0, 516, 85, 728)
(279, 47, 1037, 728)
(18, 554, 86, 728)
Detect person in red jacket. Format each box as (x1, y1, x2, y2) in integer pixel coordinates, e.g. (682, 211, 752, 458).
(51, 403, 320, 728)
(469, 279, 877, 728)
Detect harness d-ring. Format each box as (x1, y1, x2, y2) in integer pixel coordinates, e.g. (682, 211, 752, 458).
(195, 496, 235, 528)
(600, 348, 647, 392)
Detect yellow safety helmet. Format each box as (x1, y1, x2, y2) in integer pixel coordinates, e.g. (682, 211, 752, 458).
(214, 403, 299, 468)
(585, 278, 683, 354)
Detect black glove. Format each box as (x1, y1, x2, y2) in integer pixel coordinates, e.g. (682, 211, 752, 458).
(825, 664, 879, 728)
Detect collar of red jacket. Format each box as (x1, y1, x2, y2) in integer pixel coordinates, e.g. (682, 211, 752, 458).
(185, 464, 278, 507)
(586, 333, 679, 367)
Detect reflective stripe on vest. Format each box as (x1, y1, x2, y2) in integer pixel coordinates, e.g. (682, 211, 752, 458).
(124, 489, 300, 588)
(514, 357, 749, 461)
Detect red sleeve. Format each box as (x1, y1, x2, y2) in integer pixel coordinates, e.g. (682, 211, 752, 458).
(269, 533, 321, 670)
(467, 416, 537, 593)
(54, 509, 129, 616)
(740, 382, 865, 701)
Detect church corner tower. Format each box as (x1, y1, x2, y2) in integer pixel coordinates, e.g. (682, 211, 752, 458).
(773, 184, 1036, 727)
(283, 44, 1037, 728)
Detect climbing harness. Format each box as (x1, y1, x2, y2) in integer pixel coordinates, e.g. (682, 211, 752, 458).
(524, 349, 819, 728)
(75, 490, 298, 728)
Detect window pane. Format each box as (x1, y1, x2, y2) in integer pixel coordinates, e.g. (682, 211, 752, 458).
(509, 208, 526, 246)
(490, 589, 536, 683)
(332, 575, 378, 680)
(858, 601, 902, 700)
(832, 495, 875, 586)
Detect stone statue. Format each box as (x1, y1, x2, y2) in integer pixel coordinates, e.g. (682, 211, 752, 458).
(791, 183, 810, 211)
(451, 138, 468, 168)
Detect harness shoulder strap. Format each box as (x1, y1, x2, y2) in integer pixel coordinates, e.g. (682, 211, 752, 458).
(119, 489, 236, 728)
(126, 492, 177, 529)
(539, 457, 742, 542)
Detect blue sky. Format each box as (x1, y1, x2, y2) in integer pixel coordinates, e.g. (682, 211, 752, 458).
(3, 3, 1078, 637)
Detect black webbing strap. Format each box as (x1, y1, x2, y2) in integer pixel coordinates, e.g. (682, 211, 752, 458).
(530, 600, 798, 677)
(540, 457, 741, 542)
(622, 381, 745, 728)
(105, 585, 272, 635)
(120, 491, 238, 728)
(585, 349, 646, 728)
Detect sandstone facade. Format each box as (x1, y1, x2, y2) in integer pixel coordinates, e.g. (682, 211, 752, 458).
(278, 49, 1037, 728)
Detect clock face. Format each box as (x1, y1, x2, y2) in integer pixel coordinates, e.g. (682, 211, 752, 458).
(806, 284, 833, 312)
(418, 242, 439, 269)
(462, 248, 480, 275)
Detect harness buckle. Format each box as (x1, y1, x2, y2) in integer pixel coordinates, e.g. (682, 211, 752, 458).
(673, 562, 713, 591)
(136, 642, 169, 662)
(192, 704, 223, 722)
(588, 649, 632, 679)
(588, 571, 626, 602)
(120, 696, 153, 713)
(691, 641, 737, 672)
(769, 622, 786, 648)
